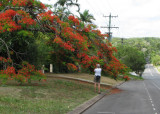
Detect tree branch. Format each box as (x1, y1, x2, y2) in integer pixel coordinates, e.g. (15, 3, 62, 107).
(0, 38, 11, 59)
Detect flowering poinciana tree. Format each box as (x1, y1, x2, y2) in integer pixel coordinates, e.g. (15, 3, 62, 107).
(0, 0, 130, 80)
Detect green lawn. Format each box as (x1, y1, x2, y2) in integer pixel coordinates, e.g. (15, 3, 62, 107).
(0, 77, 100, 114)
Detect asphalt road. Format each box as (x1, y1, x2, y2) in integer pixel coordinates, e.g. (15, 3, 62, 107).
(83, 64, 160, 114)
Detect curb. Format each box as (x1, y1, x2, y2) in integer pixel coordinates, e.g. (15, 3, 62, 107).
(67, 91, 107, 114)
(46, 74, 125, 114)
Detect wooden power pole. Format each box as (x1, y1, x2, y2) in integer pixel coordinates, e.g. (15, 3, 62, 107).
(101, 13, 119, 42)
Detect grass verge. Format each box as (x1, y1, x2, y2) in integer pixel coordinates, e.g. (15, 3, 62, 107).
(0, 78, 103, 114)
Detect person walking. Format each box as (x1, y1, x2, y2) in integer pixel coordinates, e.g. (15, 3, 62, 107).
(94, 64, 102, 94)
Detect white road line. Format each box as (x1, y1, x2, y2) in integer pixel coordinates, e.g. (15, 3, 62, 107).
(143, 82, 152, 100)
(143, 82, 157, 113)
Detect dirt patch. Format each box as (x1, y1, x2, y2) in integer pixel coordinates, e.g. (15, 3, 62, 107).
(46, 73, 123, 86)
(110, 88, 123, 94)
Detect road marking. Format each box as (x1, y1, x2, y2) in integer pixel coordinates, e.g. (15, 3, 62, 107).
(97, 112, 115, 114)
(143, 82, 157, 113)
(143, 82, 152, 100)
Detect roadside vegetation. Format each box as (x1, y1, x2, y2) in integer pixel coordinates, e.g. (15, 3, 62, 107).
(0, 0, 130, 83)
(112, 37, 160, 76)
(0, 78, 101, 114)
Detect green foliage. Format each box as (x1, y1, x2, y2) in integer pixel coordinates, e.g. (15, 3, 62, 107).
(79, 10, 95, 23)
(0, 74, 8, 85)
(113, 40, 146, 76)
(26, 32, 52, 69)
(17, 30, 33, 37)
(0, 31, 51, 70)
(112, 37, 160, 75)
(151, 55, 160, 66)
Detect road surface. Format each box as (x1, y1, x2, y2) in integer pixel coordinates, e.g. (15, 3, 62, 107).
(83, 64, 160, 114)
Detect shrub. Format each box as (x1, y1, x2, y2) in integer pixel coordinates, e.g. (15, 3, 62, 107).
(17, 62, 46, 84)
(0, 59, 46, 85)
(0, 74, 9, 85)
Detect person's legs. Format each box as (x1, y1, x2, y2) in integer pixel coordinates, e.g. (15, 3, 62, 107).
(98, 83, 101, 93)
(94, 83, 97, 92)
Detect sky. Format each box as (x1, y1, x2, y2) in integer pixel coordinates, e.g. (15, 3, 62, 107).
(40, 0, 160, 38)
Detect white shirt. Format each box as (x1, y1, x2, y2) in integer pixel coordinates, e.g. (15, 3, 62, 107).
(94, 68, 102, 76)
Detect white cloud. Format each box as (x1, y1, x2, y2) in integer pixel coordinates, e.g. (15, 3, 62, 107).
(40, 0, 160, 38)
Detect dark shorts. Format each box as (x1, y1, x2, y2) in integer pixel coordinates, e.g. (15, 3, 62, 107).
(94, 76, 101, 83)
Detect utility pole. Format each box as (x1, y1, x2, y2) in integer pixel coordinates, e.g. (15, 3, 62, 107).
(101, 13, 119, 42)
(121, 38, 123, 45)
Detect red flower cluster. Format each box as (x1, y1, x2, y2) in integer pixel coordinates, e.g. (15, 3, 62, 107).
(38, 11, 60, 23)
(63, 42, 75, 52)
(18, 17, 36, 26)
(12, 0, 46, 10)
(18, 62, 35, 77)
(1, 66, 16, 76)
(40, 3, 47, 9)
(0, 56, 12, 63)
(62, 26, 89, 52)
(17, 10, 36, 26)
(83, 28, 90, 32)
(0, 9, 37, 33)
(77, 53, 100, 68)
(68, 15, 80, 25)
(66, 63, 77, 71)
(0, 9, 21, 33)
(12, 0, 36, 7)
(53, 37, 63, 44)
(0, 57, 46, 85)
(97, 51, 103, 59)
(104, 33, 109, 38)
(15, 62, 46, 83)
(123, 76, 130, 81)
(103, 56, 129, 78)
(53, 37, 75, 52)
(92, 30, 103, 37)
(112, 47, 117, 53)
(12, 0, 28, 6)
